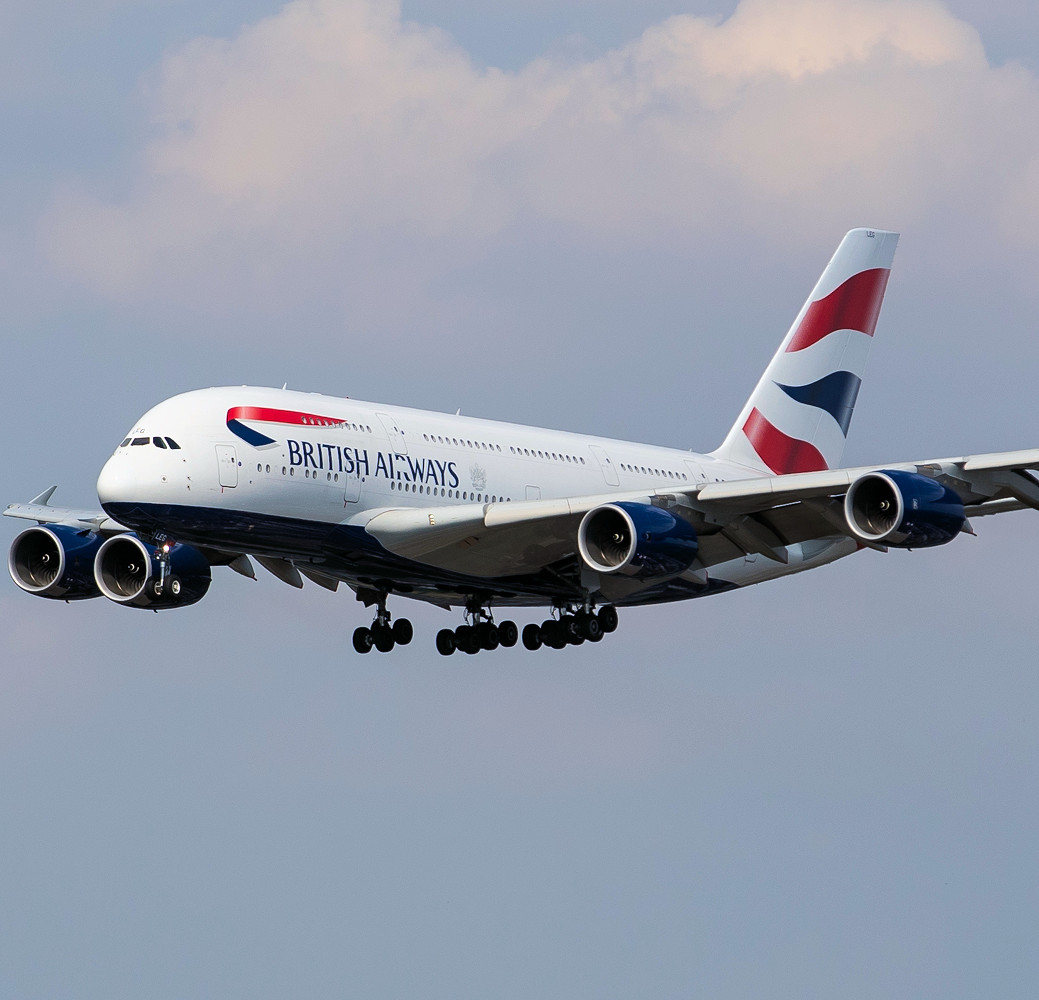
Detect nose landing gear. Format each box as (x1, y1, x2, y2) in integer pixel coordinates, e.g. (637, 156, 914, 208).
(149, 535, 181, 598)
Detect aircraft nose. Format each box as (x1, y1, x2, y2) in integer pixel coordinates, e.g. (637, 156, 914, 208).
(96, 454, 129, 505)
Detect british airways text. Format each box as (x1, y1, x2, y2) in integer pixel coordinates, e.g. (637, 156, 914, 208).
(287, 440, 460, 487)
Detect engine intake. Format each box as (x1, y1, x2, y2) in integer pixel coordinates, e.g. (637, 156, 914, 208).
(8, 525, 104, 600)
(578, 502, 698, 579)
(844, 470, 965, 548)
(94, 534, 212, 609)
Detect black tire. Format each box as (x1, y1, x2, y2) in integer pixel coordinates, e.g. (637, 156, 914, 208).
(542, 620, 566, 649)
(455, 625, 479, 655)
(561, 615, 584, 645)
(477, 623, 500, 651)
(372, 623, 395, 653)
(169, 577, 182, 597)
(392, 618, 414, 645)
(597, 605, 619, 633)
(352, 626, 374, 654)
(435, 628, 456, 656)
(521, 623, 543, 650)
(577, 612, 602, 641)
(498, 620, 519, 647)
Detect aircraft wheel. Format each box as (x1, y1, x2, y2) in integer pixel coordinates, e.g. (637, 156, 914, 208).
(597, 605, 619, 633)
(561, 615, 584, 645)
(352, 626, 374, 654)
(477, 623, 500, 651)
(393, 618, 414, 646)
(455, 625, 479, 655)
(576, 611, 602, 641)
(372, 623, 395, 653)
(169, 577, 182, 597)
(498, 620, 519, 647)
(521, 623, 543, 650)
(435, 628, 456, 656)
(541, 620, 566, 649)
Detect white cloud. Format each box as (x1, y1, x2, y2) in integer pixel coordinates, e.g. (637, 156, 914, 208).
(39, 0, 1039, 319)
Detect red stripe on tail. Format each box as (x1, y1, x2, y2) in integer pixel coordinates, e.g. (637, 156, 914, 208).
(743, 408, 828, 475)
(786, 268, 890, 353)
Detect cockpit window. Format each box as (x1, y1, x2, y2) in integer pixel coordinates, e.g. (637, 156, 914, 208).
(165, 437, 181, 450)
(131, 437, 149, 446)
(120, 438, 131, 448)
(153, 437, 167, 449)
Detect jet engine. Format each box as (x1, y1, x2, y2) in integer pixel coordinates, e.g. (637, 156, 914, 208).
(844, 469, 965, 548)
(578, 501, 698, 579)
(8, 525, 105, 600)
(94, 534, 212, 609)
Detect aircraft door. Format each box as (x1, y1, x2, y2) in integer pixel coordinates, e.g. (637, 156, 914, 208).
(377, 413, 408, 454)
(685, 460, 708, 486)
(216, 445, 238, 488)
(589, 445, 620, 486)
(344, 474, 361, 504)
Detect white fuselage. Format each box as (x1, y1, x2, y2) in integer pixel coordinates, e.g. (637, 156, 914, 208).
(95, 386, 855, 607)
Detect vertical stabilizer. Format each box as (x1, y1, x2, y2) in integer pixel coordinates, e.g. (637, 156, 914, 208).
(712, 228, 899, 475)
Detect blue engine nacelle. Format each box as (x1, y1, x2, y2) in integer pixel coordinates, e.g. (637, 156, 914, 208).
(94, 534, 212, 609)
(8, 525, 105, 600)
(578, 501, 699, 579)
(844, 470, 966, 548)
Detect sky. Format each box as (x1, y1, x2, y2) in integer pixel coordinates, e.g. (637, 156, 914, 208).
(2, 1, 1039, 997)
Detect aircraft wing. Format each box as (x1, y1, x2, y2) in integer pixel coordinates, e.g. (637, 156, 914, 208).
(361, 448, 1039, 576)
(3, 487, 128, 534)
(362, 489, 660, 577)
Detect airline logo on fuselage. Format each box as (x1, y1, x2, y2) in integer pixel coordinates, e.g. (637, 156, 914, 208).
(226, 405, 337, 447)
(227, 406, 460, 487)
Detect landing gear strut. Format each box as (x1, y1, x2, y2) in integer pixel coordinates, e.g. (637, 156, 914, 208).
(149, 535, 181, 598)
(352, 591, 413, 655)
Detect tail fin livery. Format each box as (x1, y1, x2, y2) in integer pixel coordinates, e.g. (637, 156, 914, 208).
(712, 228, 899, 476)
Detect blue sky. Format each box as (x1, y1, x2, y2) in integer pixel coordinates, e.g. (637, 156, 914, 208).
(3, 2, 1039, 997)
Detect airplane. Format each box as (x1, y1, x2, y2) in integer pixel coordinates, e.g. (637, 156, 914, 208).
(7, 228, 1039, 655)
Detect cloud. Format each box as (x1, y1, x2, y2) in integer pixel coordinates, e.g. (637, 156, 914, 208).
(38, 0, 1039, 325)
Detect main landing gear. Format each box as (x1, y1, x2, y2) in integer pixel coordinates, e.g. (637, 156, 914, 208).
(435, 604, 619, 656)
(352, 592, 413, 654)
(519, 605, 618, 651)
(348, 590, 620, 656)
(435, 606, 520, 656)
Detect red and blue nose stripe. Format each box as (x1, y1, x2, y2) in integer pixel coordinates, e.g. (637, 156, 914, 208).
(226, 406, 344, 447)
